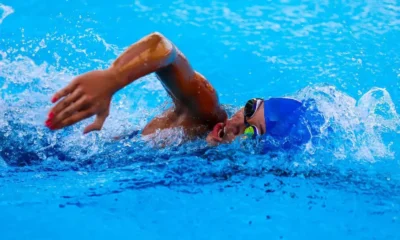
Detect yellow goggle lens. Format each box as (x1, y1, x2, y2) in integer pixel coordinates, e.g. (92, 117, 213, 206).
(244, 126, 255, 136)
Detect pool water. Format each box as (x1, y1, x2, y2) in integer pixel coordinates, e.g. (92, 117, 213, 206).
(1, 0, 399, 239)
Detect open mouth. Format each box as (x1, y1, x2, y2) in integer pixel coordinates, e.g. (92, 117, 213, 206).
(218, 126, 226, 138)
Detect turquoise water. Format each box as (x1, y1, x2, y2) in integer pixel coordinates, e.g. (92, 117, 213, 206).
(1, 0, 400, 239)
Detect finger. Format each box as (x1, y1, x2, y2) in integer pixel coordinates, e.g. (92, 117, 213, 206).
(50, 96, 90, 128)
(52, 108, 96, 130)
(48, 87, 83, 117)
(83, 112, 108, 134)
(51, 97, 87, 126)
(51, 81, 78, 103)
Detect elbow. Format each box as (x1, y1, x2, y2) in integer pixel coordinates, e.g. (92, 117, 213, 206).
(150, 32, 167, 41)
(149, 32, 177, 65)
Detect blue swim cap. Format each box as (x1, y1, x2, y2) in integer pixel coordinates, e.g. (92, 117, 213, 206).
(262, 98, 323, 151)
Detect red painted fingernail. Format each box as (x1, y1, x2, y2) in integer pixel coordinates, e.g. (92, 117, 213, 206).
(48, 112, 54, 119)
(45, 119, 52, 127)
(51, 96, 58, 103)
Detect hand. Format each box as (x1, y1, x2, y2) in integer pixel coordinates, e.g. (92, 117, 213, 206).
(45, 69, 120, 134)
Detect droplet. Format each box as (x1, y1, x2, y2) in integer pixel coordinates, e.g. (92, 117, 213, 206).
(39, 39, 46, 48)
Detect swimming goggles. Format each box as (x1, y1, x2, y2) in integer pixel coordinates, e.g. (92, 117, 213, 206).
(243, 98, 263, 138)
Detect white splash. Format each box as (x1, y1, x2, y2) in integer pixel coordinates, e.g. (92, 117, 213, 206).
(0, 4, 14, 24)
(296, 85, 400, 162)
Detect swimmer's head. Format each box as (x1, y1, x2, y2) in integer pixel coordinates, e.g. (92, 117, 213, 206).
(206, 98, 266, 145)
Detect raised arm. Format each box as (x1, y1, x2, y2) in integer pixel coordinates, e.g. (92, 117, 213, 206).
(46, 32, 225, 133)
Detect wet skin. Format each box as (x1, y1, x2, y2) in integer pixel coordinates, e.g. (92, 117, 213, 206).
(45, 32, 265, 145)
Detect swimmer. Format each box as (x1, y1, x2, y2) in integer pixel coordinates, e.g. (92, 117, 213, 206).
(45, 32, 322, 148)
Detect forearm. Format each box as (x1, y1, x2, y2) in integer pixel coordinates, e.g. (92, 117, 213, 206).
(109, 32, 177, 91)
(107, 32, 224, 124)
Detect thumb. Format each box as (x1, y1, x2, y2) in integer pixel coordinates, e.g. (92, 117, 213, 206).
(83, 111, 108, 134)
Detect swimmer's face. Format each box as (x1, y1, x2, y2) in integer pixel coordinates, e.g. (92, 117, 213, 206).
(206, 101, 266, 146)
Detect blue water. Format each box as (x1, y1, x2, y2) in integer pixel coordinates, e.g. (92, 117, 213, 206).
(1, 0, 400, 239)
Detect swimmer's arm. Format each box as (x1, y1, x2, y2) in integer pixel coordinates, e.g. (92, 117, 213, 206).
(109, 32, 177, 91)
(47, 32, 225, 133)
(111, 32, 225, 122)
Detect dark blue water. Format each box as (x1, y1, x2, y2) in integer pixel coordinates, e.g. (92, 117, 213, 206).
(0, 0, 399, 239)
